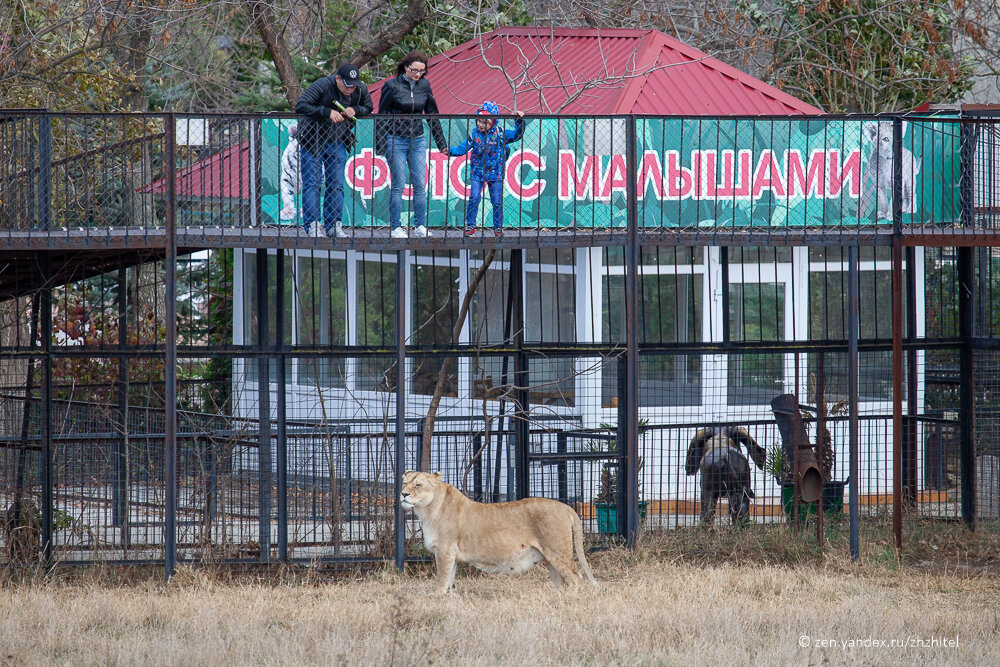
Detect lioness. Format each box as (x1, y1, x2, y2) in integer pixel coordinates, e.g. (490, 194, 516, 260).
(400, 470, 597, 593)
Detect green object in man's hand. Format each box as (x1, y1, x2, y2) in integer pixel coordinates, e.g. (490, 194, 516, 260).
(333, 100, 355, 122)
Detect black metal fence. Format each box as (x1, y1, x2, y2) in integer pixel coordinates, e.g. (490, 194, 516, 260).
(1, 110, 999, 573)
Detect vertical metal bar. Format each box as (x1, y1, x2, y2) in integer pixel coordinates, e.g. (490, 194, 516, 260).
(256, 248, 272, 560)
(890, 118, 904, 551)
(556, 432, 567, 505)
(958, 246, 976, 528)
(164, 113, 178, 579)
(115, 264, 129, 547)
(394, 250, 407, 571)
(905, 246, 918, 504)
(275, 250, 288, 562)
(720, 247, 730, 345)
(891, 235, 903, 550)
(473, 434, 484, 501)
(512, 249, 530, 500)
(958, 116, 977, 528)
(848, 246, 860, 560)
(624, 115, 639, 546)
(40, 253, 53, 564)
(816, 352, 824, 546)
(38, 115, 51, 230)
(616, 358, 627, 540)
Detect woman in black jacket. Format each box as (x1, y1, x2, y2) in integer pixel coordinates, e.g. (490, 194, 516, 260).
(376, 50, 447, 238)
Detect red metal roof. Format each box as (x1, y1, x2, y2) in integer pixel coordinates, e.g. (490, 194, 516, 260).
(141, 140, 251, 199)
(148, 28, 818, 200)
(370, 27, 821, 116)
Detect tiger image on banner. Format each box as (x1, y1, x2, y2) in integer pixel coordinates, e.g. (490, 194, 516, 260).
(278, 123, 303, 221)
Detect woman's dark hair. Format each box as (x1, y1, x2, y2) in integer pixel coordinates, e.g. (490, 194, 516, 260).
(396, 50, 429, 76)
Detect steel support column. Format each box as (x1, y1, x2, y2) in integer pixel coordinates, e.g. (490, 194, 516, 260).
(623, 115, 640, 546)
(904, 246, 918, 504)
(958, 246, 976, 528)
(40, 253, 53, 564)
(848, 245, 860, 560)
(891, 118, 903, 550)
(114, 264, 129, 543)
(256, 248, 272, 560)
(395, 250, 407, 571)
(164, 114, 178, 578)
(513, 250, 530, 500)
(276, 250, 288, 562)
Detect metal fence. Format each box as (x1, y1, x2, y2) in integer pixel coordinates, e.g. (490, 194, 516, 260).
(2, 110, 1000, 573)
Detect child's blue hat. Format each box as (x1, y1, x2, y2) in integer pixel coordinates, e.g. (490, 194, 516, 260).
(477, 101, 499, 116)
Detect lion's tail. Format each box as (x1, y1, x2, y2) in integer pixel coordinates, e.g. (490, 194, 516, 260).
(573, 513, 597, 586)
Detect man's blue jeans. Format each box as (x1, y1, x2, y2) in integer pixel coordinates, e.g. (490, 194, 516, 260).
(466, 178, 504, 229)
(387, 134, 427, 229)
(300, 141, 347, 233)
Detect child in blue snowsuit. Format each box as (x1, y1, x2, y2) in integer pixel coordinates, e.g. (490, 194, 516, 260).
(449, 101, 525, 238)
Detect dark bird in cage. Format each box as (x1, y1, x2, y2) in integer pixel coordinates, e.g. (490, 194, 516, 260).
(686, 427, 766, 526)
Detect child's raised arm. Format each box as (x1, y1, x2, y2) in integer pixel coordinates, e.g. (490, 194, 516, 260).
(505, 111, 526, 143)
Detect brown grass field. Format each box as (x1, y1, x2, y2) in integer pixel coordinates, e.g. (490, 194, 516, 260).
(1, 519, 998, 665)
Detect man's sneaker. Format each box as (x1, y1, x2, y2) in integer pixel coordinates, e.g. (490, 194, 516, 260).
(329, 222, 349, 239)
(493, 228, 504, 239)
(390, 227, 408, 239)
(464, 226, 477, 237)
(412, 225, 431, 238)
(305, 223, 324, 238)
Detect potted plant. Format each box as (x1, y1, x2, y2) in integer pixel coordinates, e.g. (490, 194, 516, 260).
(590, 421, 649, 534)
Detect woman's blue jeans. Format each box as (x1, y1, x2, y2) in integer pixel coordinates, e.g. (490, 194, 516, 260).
(387, 134, 427, 229)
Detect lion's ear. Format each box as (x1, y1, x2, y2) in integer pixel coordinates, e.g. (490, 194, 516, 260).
(433, 471, 442, 480)
(403, 470, 413, 476)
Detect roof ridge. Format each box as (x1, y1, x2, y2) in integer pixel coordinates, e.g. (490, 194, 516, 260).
(611, 31, 666, 114)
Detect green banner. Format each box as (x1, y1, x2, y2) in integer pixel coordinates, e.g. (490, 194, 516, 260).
(260, 117, 961, 228)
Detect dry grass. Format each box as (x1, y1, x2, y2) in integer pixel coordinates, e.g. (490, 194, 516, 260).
(1, 520, 998, 665)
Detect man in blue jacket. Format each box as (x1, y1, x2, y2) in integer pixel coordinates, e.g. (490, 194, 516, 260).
(295, 63, 373, 238)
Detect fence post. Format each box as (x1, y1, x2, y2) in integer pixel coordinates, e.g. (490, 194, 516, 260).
(40, 252, 53, 564)
(276, 249, 287, 562)
(394, 250, 407, 571)
(848, 245, 860, 560)
(164, 113, 178, 579)
(958, 116, 978, 529)
(623, 115, 639, 546)
(891, 117, 903, 551)
(958, 246, 976, 528)
(114, 263, 129, 543)
(512, 249, 530, 500)
(255, 248, 272, 561)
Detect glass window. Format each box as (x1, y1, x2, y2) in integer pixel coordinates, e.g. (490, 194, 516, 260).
(727, 283, 785, 405)
(296, 255, 347, 389)
(602, 274, 703, 406)
(808, 268, 898, 401)
(243, 251, 291, 382)
(356, 259, 397, 392)
(411, 263, 459, 396)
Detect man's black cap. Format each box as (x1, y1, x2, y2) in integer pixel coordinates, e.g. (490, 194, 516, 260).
(336, 63, 362, 87)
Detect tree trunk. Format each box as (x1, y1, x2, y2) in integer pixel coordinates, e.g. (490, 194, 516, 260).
(349, 0, 430, 68)
(247, 1, 303, 108)
(421, 249, 496, 470)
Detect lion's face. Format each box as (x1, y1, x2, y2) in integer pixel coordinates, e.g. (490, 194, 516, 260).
(400, 471, 443, 511)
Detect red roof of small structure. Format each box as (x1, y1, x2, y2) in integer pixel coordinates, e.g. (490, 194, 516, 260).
(370, 27, 821, 115)
(149, 28, 818, 199)
(141, 140, 251, 200)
